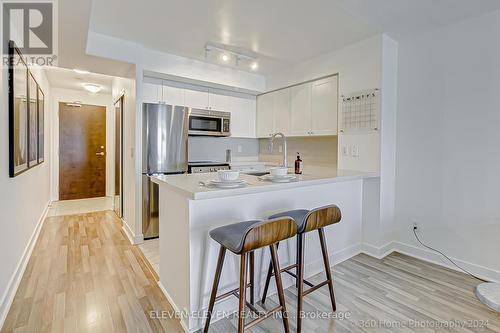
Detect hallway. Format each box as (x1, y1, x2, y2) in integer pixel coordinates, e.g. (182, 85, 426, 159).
(1, 210, 183, 333)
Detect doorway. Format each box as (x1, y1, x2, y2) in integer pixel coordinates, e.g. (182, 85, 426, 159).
(114, 96, 124, 218)
(58, 102, 107, 200)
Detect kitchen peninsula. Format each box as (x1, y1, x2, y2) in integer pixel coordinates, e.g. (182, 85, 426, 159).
(152, 170, 380, 332)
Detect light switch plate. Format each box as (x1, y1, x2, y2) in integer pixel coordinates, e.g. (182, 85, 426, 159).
(237, 145, 242, 153)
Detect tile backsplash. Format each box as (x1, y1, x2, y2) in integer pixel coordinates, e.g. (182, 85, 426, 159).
(259, 136, 338, 168)
(188, 136, 338, 168)
(188, 137, 259, 162)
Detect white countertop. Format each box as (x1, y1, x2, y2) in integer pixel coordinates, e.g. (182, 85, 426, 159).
(151, 169, 379, 200)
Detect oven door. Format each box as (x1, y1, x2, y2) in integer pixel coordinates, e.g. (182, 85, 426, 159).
(188, 114, 225, 136)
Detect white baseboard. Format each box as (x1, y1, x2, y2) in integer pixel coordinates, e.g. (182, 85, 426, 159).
(121, 219, 143, 245)
(362, 241, 396, 259)
(392, 241, 500, 283)
(157, 282, 189, 332)
(0, 201, 50, 330)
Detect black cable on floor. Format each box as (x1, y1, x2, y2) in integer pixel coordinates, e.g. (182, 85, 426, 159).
(412, 228, 488, 283)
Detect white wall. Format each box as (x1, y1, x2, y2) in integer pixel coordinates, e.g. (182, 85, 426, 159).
(395, 10, 500, 277)
(112, 71, 142, 244)
(49, 88, 114, 200)
(0, 59, 52, 324)
(265, 35, 384, 173)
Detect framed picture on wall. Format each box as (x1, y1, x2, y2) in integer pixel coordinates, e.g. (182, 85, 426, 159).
(28, 72, 39, 167)
(8, 41, 29, 177)
(37, 86, 45, 163)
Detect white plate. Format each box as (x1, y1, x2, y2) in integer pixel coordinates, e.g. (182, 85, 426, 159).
(205, 180, 247, 188)
(258, 174, 297, 183)
(209, 179, 245, 185)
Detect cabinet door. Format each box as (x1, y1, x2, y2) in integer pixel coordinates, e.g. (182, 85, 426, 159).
(184, 87, 209, 109)
(272, 88, 291, 135)
(290, 82, 312, 136)
(208, 91, 229, 111)
(229, 95, 256, 138)
(311, 76, 338, 135)
(256, 93, 274, 138)
(162, 85, 185, 106)
(143, 82, 162, 104)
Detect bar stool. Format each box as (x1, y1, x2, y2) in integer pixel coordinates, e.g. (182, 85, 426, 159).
(261, 205, 342, 333)
(204, 217, 298, 333)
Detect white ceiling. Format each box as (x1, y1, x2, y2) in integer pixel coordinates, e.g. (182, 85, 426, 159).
(44, 67, 114, 95)
(56, 0, 134, 77)
(87, 0, 500, 74)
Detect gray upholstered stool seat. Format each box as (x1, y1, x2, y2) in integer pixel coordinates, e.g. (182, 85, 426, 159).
(209, 220, 261, 254)
(269, 209, 309, 233)
(262, 205, 342, 333)
(205, 217, 297, 333)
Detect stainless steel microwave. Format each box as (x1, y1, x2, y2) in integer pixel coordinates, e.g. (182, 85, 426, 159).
(188, 108, 231, 136)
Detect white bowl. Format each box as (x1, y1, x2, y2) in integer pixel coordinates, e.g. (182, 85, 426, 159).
(217, 170, 240, 182)
(270, 167, 288, 178)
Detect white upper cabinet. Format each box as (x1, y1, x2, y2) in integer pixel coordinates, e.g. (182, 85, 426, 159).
(143, 81, 162, 104)
(290, 82, 312, 136)
(184, 87, 209, 109)
(257, 75, 338, 137)
(311, 76, 338, 135)
(272, 89, 291, 135)
(162, 85, 185, 106)
(208, 90, 229, 111)
(228, 95, 256, 138)
(256, 93, 274, 138)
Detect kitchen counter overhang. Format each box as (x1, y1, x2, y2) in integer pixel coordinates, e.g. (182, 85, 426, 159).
(151, 169, 379, 200)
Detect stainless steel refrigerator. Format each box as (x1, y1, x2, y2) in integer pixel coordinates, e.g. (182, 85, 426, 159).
(142, 103, 188, 239)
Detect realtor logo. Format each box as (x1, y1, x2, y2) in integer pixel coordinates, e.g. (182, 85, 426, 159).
(2, 0, 57, 65)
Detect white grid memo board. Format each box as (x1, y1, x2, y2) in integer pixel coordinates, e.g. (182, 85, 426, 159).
(340, 89, 380, 133)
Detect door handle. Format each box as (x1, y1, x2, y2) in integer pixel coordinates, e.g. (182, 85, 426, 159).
(96, 152, 105, 156)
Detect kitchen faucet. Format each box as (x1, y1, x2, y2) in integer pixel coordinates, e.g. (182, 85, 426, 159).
(269, 132, 288, 168)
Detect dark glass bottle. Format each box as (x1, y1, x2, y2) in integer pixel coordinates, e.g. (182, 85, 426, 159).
(294, 152, 303, 175)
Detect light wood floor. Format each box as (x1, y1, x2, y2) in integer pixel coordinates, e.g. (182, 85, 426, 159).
(1, 211, 183, 333)
(206, 253, 500, 333)
(3, 211, 500, 333)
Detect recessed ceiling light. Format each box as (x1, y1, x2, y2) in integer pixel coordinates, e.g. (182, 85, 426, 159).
(73, 68, 90, 74)
(221, 54, 230, 62)
(83, 83, 102, 93)
(250, 62, 259, 71)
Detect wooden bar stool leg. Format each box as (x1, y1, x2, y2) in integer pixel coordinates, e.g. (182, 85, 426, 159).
(295, 236, 301, 288)
(249, 251, 255, 305)
(318, 228, 336, 311)
(270, 244, 290, 333)
(261, 241, 279, 304)
(204, 246, 226, 333)
(296, 233, 305, 333)
(238, 253, 248, 333)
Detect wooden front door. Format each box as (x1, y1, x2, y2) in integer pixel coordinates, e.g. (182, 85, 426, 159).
(59, 103, 106, 200)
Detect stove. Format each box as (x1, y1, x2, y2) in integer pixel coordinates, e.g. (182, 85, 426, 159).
(188, 161, 230, 174)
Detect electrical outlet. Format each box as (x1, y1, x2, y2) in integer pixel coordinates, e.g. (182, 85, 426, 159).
(342, 145, 349, 156)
